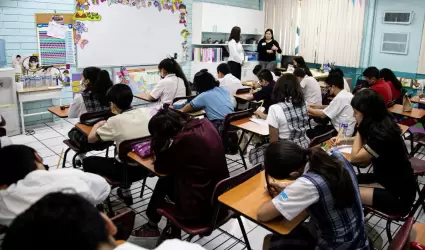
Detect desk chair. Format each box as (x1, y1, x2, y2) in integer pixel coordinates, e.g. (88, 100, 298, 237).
(222, 109, 254, 170)
(156, 164, 263, 250)
(172, 96, 196, 104)
(387, 216, 414, 250)
(308, 130, 335, 148)
(62, 110, 115, 168)
(112, 209, 136, 241)
(0, 128, 5, 137)
(235, 87, 251, 94)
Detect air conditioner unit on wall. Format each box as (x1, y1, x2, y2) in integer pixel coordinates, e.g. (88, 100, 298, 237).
(383, 11, 414, 25)
(381, 32, 410, 55)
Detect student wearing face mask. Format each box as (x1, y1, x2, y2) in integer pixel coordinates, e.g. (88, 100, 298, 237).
(307, 74, 356, 139)
(138, 58, 191, 105)
(0, 145, 110, 226)
(84, 84, 151, 206)
(68, 67, 113, 118)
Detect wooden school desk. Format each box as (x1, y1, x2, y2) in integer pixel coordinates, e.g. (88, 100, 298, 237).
(218, 171, 308, 235)
(410, 96, 425, 105)
(75, 123, 93, 136)
(134, 94, 154, 102)
(48, 106, 69, 118)
(234, 93, 253, 102)
(127, 152, 165, 176)
(388, 104, 425, 119)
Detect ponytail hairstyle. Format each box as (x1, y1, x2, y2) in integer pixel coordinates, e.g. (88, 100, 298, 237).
(158, 58, 191, 96)
(82, 67, 113, 106)
(264, 141, 356, 209)
(148, 107, 188, 154)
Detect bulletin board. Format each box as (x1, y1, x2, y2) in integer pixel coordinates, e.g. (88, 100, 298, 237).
(34, 13, 76, 66)
(75, 1, 188, 68)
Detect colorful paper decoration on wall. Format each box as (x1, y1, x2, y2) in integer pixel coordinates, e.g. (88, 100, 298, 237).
(71, 73, 83, 93)
(37, 24, 76, 66)
(115, 68, 160, 95)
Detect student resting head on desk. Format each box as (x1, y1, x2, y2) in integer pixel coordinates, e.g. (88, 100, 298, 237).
(138, 57, 191, 105)
(217, 63, 244, 95)
(249, 73, 310, 166)
(179, 69, 234, 131)
(129, 108, 230, 248)
(332, 89, 416, 215)
(292, 56, 312, 77)
(84, 84, 151, 206)
(68, 67, 113, 118)
(257, 140, 369, 250)
(2, 192, 207, 250)
(307, 74, 356, 139)
(363, 66, 393, 106)
(0, 145, 110, 226)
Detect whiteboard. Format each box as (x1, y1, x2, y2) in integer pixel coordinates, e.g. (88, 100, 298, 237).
(76, 3, 184, 68)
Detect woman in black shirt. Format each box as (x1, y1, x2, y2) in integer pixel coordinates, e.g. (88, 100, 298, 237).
(257, 29, 282, 72)
(334, 89, 415, 215)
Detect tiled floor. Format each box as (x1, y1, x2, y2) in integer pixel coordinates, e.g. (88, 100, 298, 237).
(5, 119, 425, 250)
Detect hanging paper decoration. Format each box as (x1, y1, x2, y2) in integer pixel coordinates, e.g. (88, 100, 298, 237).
(117, 66, 130, 84)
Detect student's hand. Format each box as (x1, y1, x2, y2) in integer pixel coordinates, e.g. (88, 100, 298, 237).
(271, 45, 278, 51)
(266, 50, 273, 54)
(268, 182, 290, 197)
(254, 110, 266, 119)
(94, 120, 106, 128)
(330, 136, 341, 147)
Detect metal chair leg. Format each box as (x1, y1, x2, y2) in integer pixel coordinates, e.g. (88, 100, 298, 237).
(416, 181, 425, 213)
(105, 146, 109, 158)
(106, 196, 114, 217)
(72, 153, 79, 168)
(140, 177, 147, 198)
(62, 147, 71, 168)
(386, 219, 393, 242)
(237, 216, 252, 250)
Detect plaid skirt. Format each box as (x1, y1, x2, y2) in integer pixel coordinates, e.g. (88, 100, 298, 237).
(268, 224, 316, 250)
(249, 143, 268, 166)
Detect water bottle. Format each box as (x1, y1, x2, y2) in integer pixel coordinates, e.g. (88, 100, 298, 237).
(339, 114, 350, 143)
(418, 83, 424, 97)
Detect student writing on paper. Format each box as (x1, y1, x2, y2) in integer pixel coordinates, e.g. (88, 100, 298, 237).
(68, 67, 112, 118)
(130, 108, 229, 247)
(257, 29, 282, 72)
(2, 192, 207, 250)
(84, 84, 151, 206)
(257, 141, 369, 250)
(0, 145, 110, 226)
(363, 67, 393, 105)
(332, 89, 416, 215)
(227, 26, 244, 80)
(380, 68, 404, 104)
(217, 63, 244, 95)
(293, 68, 322, 105)
(249, 74, 310, 166)
(138, 58, 190, 105)
(307, 74, 356, 139)
(179, 69, 233, 131)
(253, 65, 278, 82)
(245, 69, 276, 115)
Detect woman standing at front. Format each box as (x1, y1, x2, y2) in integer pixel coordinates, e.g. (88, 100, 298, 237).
(257, 29, 282, 72)
(227, 26, 244, 80)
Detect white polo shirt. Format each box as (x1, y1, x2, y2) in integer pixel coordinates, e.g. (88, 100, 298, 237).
(219, 73, 244, 95)
(323, 89, 356, 135)
(300, 76, 322, 105)
(228, 39, 244, 64)
(150, 74, 187, 105)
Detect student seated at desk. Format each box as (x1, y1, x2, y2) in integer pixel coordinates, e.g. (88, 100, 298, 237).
(332, 89, 416, 215)
(253, 65, 278, 82)
(179, 69, 233, 130)
(293, 68, 322, 105)
(84, 84, 151, 206)
(307, 74, 356, 139)
(245, 69, 276, 115)
(2, 192, 207, 250)
(363, 67, 392, 105)
(217, 63, 244, 95)
(68, 67, 112, 118)
(330, 68, 351, 92)
(380, 68, 404, 104)
(0, 115, 12, 148)
(0, 145, 110, 226)
(293, 56, 313, 77)
(130, 108, 230, 247)
(138, 58, 191, 105)
(257, 141, 369, 250)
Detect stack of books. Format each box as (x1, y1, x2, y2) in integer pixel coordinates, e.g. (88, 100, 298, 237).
(192, 48, 223, 63)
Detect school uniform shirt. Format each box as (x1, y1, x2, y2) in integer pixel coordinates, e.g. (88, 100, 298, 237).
(190, 87, 234, 121)
(323, 89, 356, 135)
(0, 136, 11, 148)
(300, 76, 322, 105)
(150, 74, 187, 105)
(344, 78, 351, 92)
(0, 168, 110, 226)
(219, 73, 244, 95)
(370, 79, 393, 105)
(96, 108, 151, 153)
(228, 39, 244, 64)
(68, 91, 109, 118)
(257, 39, 282, 62)
(253, 81, 276, 113)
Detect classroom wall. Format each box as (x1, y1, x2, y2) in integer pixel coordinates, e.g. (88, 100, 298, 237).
(0, 0, 260, 127)
(368, 0, 425, 74)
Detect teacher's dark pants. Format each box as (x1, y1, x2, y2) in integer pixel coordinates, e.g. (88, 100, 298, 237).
(228, 61, 242, 80)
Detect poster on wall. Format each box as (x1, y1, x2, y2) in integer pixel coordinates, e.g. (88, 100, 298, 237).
(114, 67, 160, 95)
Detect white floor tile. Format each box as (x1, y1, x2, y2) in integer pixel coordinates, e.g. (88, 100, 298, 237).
(220, 218, 258, 239)
(25, 141, 46, 150)
(42, 155, 61, 168)
(42, 136, 67, 147)
(244, 226, 271, 250)
(37, 147, 56, 158)
(33, 130, 62, 140)
(49, 144, 68, 154)
(10, 134, 38, 144)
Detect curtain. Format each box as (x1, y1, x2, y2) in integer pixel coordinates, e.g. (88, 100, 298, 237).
(418, 17, 425, 74)
(299, 0, 366, 67)
(264, 0, 299, 55)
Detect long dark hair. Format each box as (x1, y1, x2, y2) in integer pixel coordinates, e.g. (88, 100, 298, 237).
(351, 89, 401, 141)
(264, 141, 356, 209)
(228, 26, 241, 43)
(194, 69, 219, 94)
(158, 58, 191, 96)
(380, 68, 402, 90)
(272, 73, 304, 106)
(263, 29, 274, 40)
(293, 56, 312, 77)
(0, 145, 38, 186)
(148, 108, 188, 154)
(82, 67, 113, 106)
